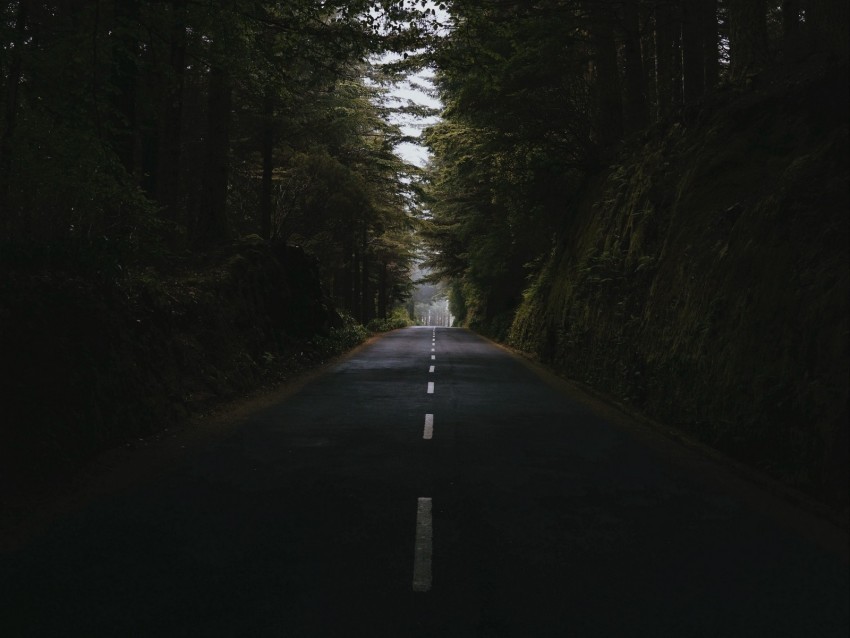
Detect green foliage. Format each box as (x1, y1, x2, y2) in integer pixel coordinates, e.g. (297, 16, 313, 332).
(4, 112, 156, 238)
(312, 312, 369, 357)
(447, 280, 468, 324)
(0, 238, 342, 483)
(0, 0, 439, 486)
(367, 305, 413, 332)
(421, 2, 597, 326)
(0, 0, 431, 320)
(507, 69, 850, 505)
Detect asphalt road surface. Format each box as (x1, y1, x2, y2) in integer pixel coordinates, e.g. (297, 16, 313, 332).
(2, 327, 848, 637)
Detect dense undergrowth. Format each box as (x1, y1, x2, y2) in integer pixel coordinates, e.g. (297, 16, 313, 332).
(502, 65, 849, 514)
(0, 237, 370, 493)
(367, 306, 415, 333)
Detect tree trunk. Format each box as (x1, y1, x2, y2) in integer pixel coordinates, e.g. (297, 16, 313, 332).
(109, 0, 139, 177)
(154, 0, 187, 221)
(681, 0, 705, 104)
(260, 91, 274, 240)
(195, 64, 232, 247)
(90, 0, 103, 140)
(352, 244, 361, 321)
(806, 0, 850, 60)
(360, 227, 371, 324)
(640, 4, 658, 121)
(0, 0, 29, 222)
(621, 0, 649, 133)
(670, 4, 684, 112)
(726, 0, 769, 83)
(343, 241, 354, 313)
(378, 260, 388, 319)
(702, 0, 720, 89)
(591, 5, 623, 152)
(654, 1, 673, 121)
(782, 0, 801, 40)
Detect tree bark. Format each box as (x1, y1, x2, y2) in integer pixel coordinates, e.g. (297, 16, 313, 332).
(0, 0, 29, 222)
(90, 0, 103, 140)
(654, 1, 673, 121)
(591, 4, 623, 152)
(702, 0, 719, 89)
(726, 0, 769, 83)
(681, 0, 705, 104)
(782, 0, 801, 40)
(360, 226, 372, 323)
(109, 0, 139, 177)
(670, 3, 683, 111)
(806, 0, 850, 61)
(342, 240, 354, 313)
(154, 0, 187, 221)
(260, 92, 274, 240)
(640, 4, 658, 121)
(620, 0, 649, 133)
(195, 64, 232, 247)
(378, 260, 388, 320)
(352, 244, 361, 320)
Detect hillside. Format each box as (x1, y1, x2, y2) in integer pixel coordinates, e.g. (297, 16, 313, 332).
(508, 65, 848, 511)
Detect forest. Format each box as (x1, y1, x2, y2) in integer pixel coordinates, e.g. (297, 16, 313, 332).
(423, 0, 846, 325)
(421, 0, 847, 509)
(1, 1, 848, 510)
(0, 0, 441, 487)
(0, 0, 440, 322)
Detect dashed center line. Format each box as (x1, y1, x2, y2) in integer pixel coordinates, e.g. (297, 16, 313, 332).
(429, 365, 435, 373)
(431, 355, 435, 360)
(412, 497, 433, 592)
(423, 414, 433, 439)
(427, 381, 434, 394)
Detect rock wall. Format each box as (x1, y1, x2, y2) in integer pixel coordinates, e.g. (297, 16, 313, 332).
(509, 68, 849, 507)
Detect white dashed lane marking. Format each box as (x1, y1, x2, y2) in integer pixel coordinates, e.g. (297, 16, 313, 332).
(417, 331, 438, 590)
(412, 497, 433, 592)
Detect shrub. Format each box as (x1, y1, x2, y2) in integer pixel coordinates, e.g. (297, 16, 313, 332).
(312, 313, 368, 357)
(367, 306, 413, 332)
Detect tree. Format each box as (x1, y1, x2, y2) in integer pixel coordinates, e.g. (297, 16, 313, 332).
(152, 0, 188, 223)
(654, 0, 674, 120)
(806, 0, 850, 61)
(620, 0, 649, 133)
(726, 0, 769, 83)
(681, 0, 705, 104)
(0, 0, 29, 221)
(703, 0, 719, 90)
(0, 0, 425, 312)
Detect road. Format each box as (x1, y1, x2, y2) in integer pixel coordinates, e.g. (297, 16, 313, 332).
(2, 327, 848, 637)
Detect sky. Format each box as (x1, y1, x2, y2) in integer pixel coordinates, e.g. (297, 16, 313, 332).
(384, 66, 442, 167)
(374, 3, 451, 168)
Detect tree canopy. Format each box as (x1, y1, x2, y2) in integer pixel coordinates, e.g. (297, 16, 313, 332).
(0, 0, 443, 322)
(421, 0, 848, 327)
(4, 1, 846, 326)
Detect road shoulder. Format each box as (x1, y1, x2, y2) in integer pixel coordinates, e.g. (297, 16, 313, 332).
(469, 328, 850, 562)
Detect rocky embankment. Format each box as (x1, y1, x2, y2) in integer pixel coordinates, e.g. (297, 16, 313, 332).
(509, 66, 848, 512)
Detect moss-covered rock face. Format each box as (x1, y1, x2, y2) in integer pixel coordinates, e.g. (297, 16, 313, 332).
(510, 67, 849, 508)
(0, 239, 346, 488)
